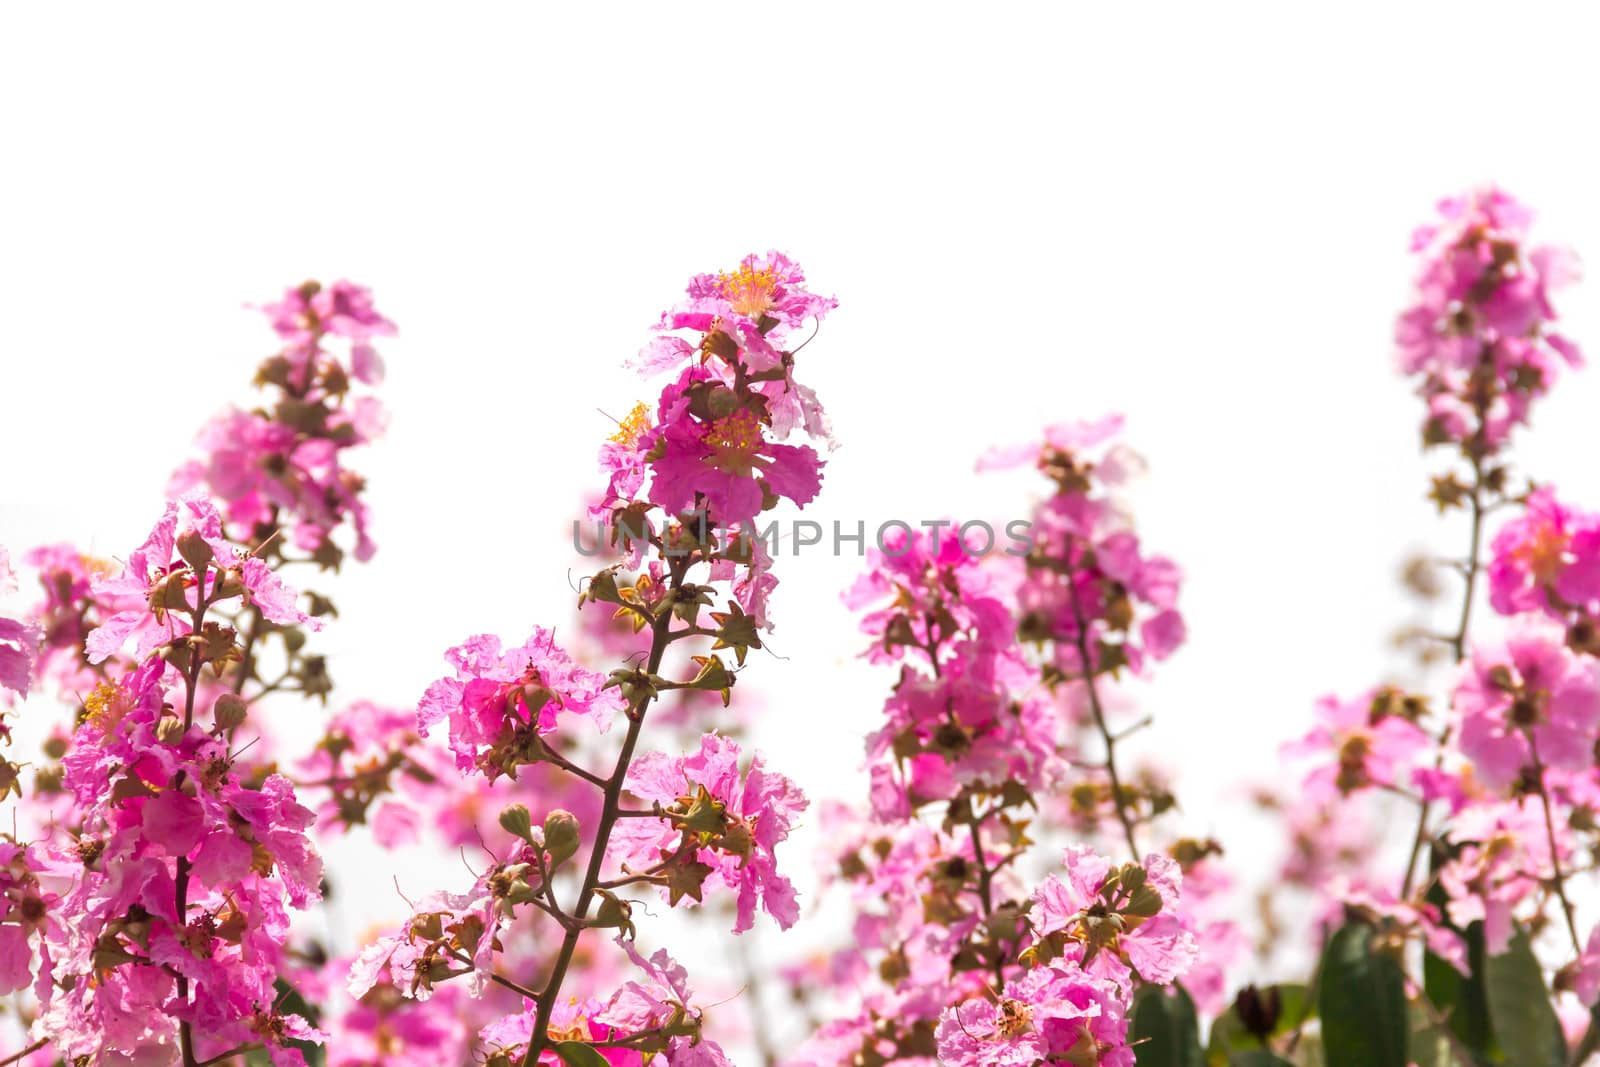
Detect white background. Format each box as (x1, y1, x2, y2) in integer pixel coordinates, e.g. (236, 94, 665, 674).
(5, 0, 1600, 1007)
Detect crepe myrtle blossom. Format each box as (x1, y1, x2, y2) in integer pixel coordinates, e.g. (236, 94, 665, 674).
(593, 256, 833, 639)
(639, 251, 837, 444)
(1454, 618, 1600, 790)
(296, 701, 460, 845)
(842, 523, 1066, 809)
(1027, 846, 1197, 991)
(1396, 186, 1583, 452)
(1282, 688, 1432, 799)
(38, 656, 324, 1065)
(0, 839, 59, 998)
(454, 938, 735, 1066)
(417, 628, 626, 780)
(348, 881, 505, 1003)
(1570, 924, 1600, 1007)
(935, 963, 1135, 1067)
(322, 966, 474, 1067)
(84, 493, 321, 665)
(1434, 796, 1571, 955)
(611, 732, 806, 933)
(1487, 486, 1600, 631)
(173, 279, 393, 563)
(985, 417, 1185, 678)
(645, 366, 824, 529)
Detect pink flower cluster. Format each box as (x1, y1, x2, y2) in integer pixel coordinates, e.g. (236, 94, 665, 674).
(785, 420, 1216, 1067)
(597, 252, 834, 630)
(171, 280, 394, 565)
(417, 628, 624, 780)
(11, 206, 1600, 1067)
(992, 416, 1185, 679)
(340, 254, 833, 1067)
(1396, 187, 1582, 454)
(612, 732, 805, 933)
(844, 523, 1058, 816)
(31, 503, 327, 1064)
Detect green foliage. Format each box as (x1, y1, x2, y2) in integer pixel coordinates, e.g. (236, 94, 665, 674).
(1317, 923, 1407, 1067)
(552, 1041, 613, 1067)
(1483, 926, 1565, 1067)
(1131, 983, 1205, 1067)
(1424, 844, 1495, 1062)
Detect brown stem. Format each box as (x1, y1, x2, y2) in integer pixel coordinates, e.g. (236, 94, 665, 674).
(967, 821, 1008, 987)
(175, 574, 218, 1067)
(1528, 734, 1583, 955)
(1401, 454, 1485, 901)
(0, 1039, 48, 1066)
(521, 554, 689, 1064)
(1064, 559, 1141, 861)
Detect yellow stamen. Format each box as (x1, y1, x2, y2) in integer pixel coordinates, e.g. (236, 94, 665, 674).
(82, 682, 125, 731)
(716, 262, 780, 318)
(609, 402, 652, 448)
(703, 409, 764, 457)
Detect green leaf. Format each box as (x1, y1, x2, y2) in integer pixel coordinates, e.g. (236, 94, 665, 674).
(1131, 983, 1205, 1067)
(1423, 843, 1496, 1062)
(553, 1042, 612, 1067)
(1484, 926, 1565, 1067)
(1317, 923, 1408, 1067)
(1228, 1054, 1296, 1067)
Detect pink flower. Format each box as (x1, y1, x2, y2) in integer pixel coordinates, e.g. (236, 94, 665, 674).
(40, 657, 322, 1061)
(1283, 689, 1431, 798)
(1030, 846, 1197, 990)
(1396, 187, 1583, 453)
(935, 963, 1134, 1067)
(976, 414, 1127, 473)
(261, 279, 397, 347)
(613, 733, 807, 933)
(1455, 619, 1600, 790)
(348, 882, 501, 1002)
(86, 494, 320, 664)
(324, 962, 471, 1067)
(417, 628, 625, 779)
(0, 548, 33, 697)
(646, 367, 824, 527)
(1574, 924, 1600, 1005)
(643, 251, 837, 444)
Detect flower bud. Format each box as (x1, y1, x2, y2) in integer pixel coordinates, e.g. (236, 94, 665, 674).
(499, 803, 535, 843)
(213, 693, 248, 731)
(156, 717, 187, 746)
(544, 809, 581, 868)
(175, 530, 214, 571)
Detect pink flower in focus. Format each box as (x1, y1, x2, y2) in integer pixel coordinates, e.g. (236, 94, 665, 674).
(85, 494, 320, 664)
(935, 963, 1134, 1067)
(613, 733, 807, 933)
(417, 627, 625, 779)
(1030, 846, 1197, 990)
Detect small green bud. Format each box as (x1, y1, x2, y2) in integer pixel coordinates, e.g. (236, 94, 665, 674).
(544, 809, 581, 868)
(213, 693, 248, 731)
(499, 803, 534, 843)
(156, 717, 187, 745)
